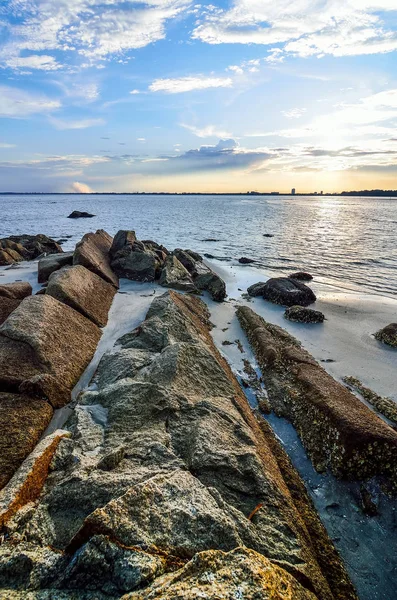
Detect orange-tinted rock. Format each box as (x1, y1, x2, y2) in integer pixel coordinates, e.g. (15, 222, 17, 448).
(237, 306, 397, 487)
(0, 297, 21, 326)
(74, 229, 118, 288)
(0, 295, 101, 408)
(0, 282, 32, 299)
(0, 392, 53, 490)
(46, 265, 116, 327)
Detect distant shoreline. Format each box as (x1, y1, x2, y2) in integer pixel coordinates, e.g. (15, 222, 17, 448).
(1, 190, 397, 197)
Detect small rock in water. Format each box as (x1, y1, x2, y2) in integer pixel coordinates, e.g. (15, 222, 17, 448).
(374, 323, 397, 348)
(202, 238, 219, 242)
(284, 305, 325, 324)
(263, 233, 274, 237)
(289, 272, 313, 282)
(67, 211, 95, 219)
(238, 257, 255, 264)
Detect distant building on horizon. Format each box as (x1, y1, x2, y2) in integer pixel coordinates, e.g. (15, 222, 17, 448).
(291, 188, 296, 195)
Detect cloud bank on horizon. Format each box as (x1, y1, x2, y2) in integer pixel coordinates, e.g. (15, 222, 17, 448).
(0, 0, 396, 192)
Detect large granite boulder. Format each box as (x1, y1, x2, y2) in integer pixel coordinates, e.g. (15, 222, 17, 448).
(237, 306, 397, 487)
(262, 277, 316, 307)
(110, 231, 165, 282)
(0, 295, 101, 408)
(38, 251, 74, 283)
(173, 249, 200, 276)
(375, 323, 397, 348)
(159, 255, 196, 292)
(0, 392, 53, 490)
(46, 265, 116, 327)
(0, 235, 62, 265)
(124, 547, 316, 600)
(194, 262, 226, 302)
(74, 229, 118, 288)
(0, 282, 32, 326)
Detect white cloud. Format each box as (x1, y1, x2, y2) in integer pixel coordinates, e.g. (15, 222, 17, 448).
(137, 137, 146, 141)
(0, 85, 61, 118)
(0, 0, 191, 70)
(149, 76, 233, 93)
(71, 181, 94, 193)
(181, 123, 233, 138)
(49, 117, 105, 130)
(282, 108, 307, 119)
(4, 54, 61, 71)
(130, 89, 141, 95)
(0, 143, 16, 149)
(193, 1, 397, 59)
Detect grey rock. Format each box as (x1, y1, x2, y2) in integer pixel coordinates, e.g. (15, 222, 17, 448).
(38, 252, 74, 283)
(67, 211, 95, 219)
(247, 282, 267, 297)
(375, 323, 397, 348)
(97, 446, 125, 471)
(289, 271, 313, 282)
(262, 277, 316, 307)
(159, 255, 197, 292)
(74, 229, 119, 288)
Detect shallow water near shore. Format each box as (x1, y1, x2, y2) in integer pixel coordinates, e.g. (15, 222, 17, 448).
(2, 193, 397, 297)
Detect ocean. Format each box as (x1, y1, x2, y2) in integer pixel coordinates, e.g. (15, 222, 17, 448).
(2, 193, 396, 297)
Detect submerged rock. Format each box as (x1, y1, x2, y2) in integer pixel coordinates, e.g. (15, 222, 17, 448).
(0, 392, 53, 490)
(290, 271, 314, 282)
(38, 251, 74, 283)
(159, 255, 196, 292)
(46, 265, 116, 327)
(284, 305, 325, 323)
(238, 257, 255, 264)
(375, 323, 397, 348)
(262, 277, 316, 307)
(67, 211, 95, 219)
(237, 305, 397, 488)
(74, 229, 118, 288)
(0, 295, 101, 408)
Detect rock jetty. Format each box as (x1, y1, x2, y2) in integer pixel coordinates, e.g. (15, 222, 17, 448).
(0, 291, 356, 599)
(0, 230, 120, 487)
(108, 230, 226, 301)
(237, 306, 397, 488)
(0, 234, 62, 266)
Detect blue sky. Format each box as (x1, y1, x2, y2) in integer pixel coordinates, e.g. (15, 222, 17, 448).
(0, 0, 396, 193)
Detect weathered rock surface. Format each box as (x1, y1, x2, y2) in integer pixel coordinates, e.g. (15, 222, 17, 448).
(0, 292, 356, 599)
(262, 277, 317, 307)
(247, 281, 267, 297)
(38, 252, 74, 283)
(0, 295, 101, 408)
(67, 211, 95, 219)
(0, 429, 69, 526)
(237, 306, 397, 487)
(290, 272, 314, 282)
(109, 231, 167, 282)
(46, 265, 116, 327)
(285, 306, 325, 324)
(0, 282, 32, 299)
(159, 255, 196, 292)
(375, 323, 397, 348)
(0, 393, 53, 491)
(124, 547, 317, 600)
(74, 229, 119, 288)
(0, 235, 62, 266)
(194, 261, 226, 301)
(0, 282, 33, 325)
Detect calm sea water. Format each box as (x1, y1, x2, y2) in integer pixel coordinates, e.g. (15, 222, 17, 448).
(2, 194, 396, 297)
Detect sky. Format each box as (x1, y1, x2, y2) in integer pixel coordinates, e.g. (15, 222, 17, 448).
(0, 0, 396, 193)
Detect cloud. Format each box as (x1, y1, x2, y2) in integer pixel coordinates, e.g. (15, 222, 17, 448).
(0, 85, 61, 118)
(49, 117, 106, 130)
(0, 0, 192, 70)
(149, 76, 233, 93)
(130, 89, 141, 95)
(282, 108, 307, 119)
(0, 143, 16, 149)
(192, 1, 397, 59)
(181, 123, 233, 138)
(71, 181, 94, 193)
